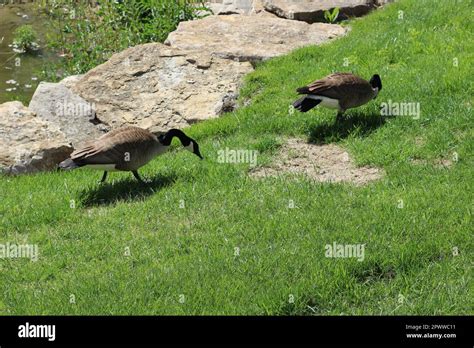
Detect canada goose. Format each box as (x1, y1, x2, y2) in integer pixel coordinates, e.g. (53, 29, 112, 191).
(59, 127, 203, 183)
(292, 72, 382, 121)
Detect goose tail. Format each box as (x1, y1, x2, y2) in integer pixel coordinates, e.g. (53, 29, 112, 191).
(58, 158, 80, 171)
(292, 96, 321, 112)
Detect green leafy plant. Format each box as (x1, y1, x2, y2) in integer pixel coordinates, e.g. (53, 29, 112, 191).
(324, 7, 340, 23)
(13, 25, 38, 52)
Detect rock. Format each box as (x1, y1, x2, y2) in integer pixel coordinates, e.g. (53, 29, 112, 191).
(206, 0, 265, 15)
(59, 74, 84, 89)
(29, 82, 102, 147)
(263, 0, 377, 23)
(165, 15, 347, 63)
(0, 101, 72, 175)
(72, 43, 253, 132)
(374, 0, 396, 5)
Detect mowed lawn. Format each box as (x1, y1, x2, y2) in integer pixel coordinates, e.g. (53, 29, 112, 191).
(0, 0, 472, 315)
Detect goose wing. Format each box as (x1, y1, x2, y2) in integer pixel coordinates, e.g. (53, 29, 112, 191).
(70, 126, 157, 167)
(296, 72, 371, 99)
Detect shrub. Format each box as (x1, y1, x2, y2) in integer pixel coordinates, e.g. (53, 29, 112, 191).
(13, 25, 38, 52)
(324, 7, 340, 23)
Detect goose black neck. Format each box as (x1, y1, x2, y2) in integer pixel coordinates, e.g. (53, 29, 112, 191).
(161, 129, 191, 146)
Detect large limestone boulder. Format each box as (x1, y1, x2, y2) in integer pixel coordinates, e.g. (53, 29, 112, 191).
(72, 43, 253, 132)
(29, 81, 103, 147)
(165, 15, 347, 63)
(263, 0, 377, 23)
(206, 0, 265, 15)
(58, 74, 85, 89)
(0, 102, 72, 175)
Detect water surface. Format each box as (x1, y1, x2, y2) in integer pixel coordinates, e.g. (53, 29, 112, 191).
(0, 3, 55, 104)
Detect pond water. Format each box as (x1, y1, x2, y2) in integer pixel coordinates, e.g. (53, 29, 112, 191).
(0, 2, 56, 104)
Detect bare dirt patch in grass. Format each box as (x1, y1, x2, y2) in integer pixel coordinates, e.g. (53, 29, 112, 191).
(250, 138, 384, 185)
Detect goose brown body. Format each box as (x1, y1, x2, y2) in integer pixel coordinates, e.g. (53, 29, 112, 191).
(292, 72, 382, 116)
(59, 126, 202, 183)
(70, 126, 165, 171)
(297, 73, 378, 110)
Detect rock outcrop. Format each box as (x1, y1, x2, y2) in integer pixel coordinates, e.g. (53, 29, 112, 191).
(165, 15, 347, 63)
(58, 74, 84, 89)
(206, 0, 264, 15)
(0, 101, 72, 175)
(72, 43, 253, 132)
(206, 0, 395, 22)
(29, 82, 103, 147)
(263, 0, 377, 23)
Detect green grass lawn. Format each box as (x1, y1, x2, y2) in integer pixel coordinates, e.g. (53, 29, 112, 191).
(0, 0, 472, 315)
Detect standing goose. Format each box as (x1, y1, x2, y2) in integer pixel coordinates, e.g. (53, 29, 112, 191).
(292, 72, 382, 121)
(59, 126, 203, 183)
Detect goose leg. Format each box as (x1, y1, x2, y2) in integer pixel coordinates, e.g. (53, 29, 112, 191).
(100, 171, 108, 183)
(336, 111, 345, 122)
(132, 170, 146, 184)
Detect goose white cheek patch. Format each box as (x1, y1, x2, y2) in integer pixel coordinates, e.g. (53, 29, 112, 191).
(185, 143, 194, 152)
(372, 88, 380, 99)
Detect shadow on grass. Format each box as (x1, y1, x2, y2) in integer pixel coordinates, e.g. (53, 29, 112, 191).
(78, 172, 177, 207)
(308, 111, 389, 144)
